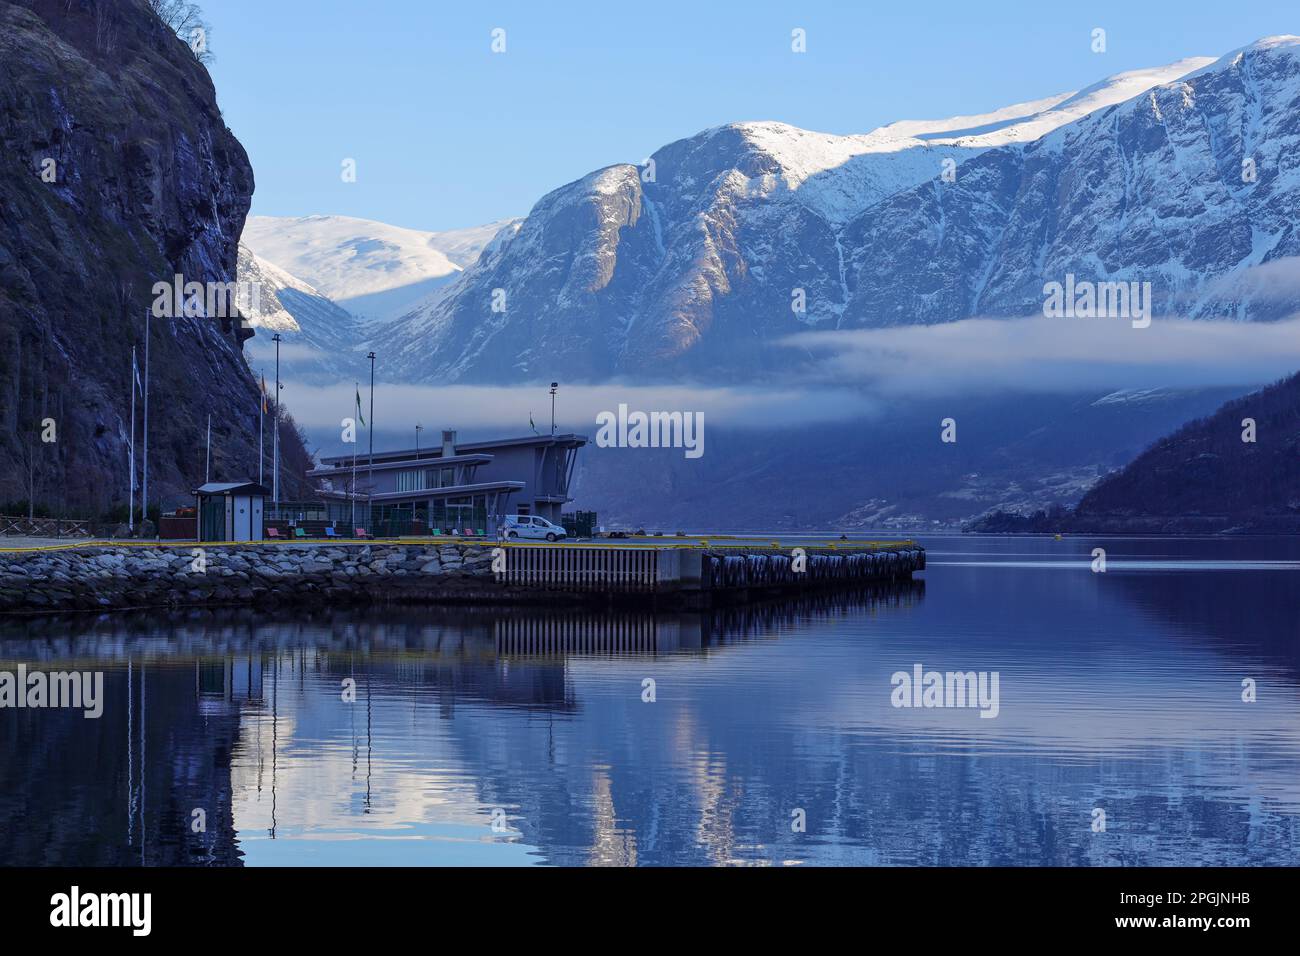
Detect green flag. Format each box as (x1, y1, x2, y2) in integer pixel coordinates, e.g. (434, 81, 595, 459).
(356, 385, 365, 427)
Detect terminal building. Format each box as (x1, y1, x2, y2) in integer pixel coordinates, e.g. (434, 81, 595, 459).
(306, 430, 586, 536)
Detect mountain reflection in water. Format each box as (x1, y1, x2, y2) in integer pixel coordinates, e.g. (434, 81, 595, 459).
(2, 537, 1298, 867)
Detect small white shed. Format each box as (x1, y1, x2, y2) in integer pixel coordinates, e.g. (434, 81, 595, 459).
(194, 482, 269, 542)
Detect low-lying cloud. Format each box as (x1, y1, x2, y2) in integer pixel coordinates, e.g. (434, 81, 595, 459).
(1198, 256, 1300, 304)
(781, 315, 1300, 395)
(279, 381, 881, 435)
(279, 316, 1300, 446)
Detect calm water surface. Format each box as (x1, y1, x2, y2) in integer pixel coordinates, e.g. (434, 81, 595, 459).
(2, 535, 1298, 866)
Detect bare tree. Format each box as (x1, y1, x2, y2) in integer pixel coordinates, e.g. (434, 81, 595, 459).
(15, 418, 49, 523)
(147, 0, 215, 64)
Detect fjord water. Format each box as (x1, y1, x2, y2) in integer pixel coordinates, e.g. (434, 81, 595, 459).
(1, 536, 1297, 867)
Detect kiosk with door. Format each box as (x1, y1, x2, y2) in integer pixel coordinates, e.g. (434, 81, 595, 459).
(194, 482, 269, 542)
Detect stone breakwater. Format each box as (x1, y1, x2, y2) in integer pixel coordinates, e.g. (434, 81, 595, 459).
(0, 544, 515, 615)
(0, 543, 926, 615)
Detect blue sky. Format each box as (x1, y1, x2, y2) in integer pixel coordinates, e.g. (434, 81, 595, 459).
(206, 0, 1297, 232)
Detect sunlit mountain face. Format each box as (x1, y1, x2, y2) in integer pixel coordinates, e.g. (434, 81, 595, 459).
(372, 41, 1300, 384)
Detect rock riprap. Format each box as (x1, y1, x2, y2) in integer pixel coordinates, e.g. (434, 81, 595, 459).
(0, 544, 506, 614)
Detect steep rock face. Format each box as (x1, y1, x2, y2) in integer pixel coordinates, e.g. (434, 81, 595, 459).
(384, 168, 643, 381)
(384, 127, 972, 383)
(0, 0, 309, 513)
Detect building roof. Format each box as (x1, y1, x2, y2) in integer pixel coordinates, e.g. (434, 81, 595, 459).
(194, 481, 271, 496)
(317, 479, 526, 503)
(317, 433, 588, 468)
(308, 452, 492, 477)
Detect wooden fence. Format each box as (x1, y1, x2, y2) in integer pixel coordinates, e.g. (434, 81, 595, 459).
(0, 515, 92, 537)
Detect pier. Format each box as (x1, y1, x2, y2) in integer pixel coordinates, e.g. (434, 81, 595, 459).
(499, 539, 925, 601)
(0, 537, 925, 615)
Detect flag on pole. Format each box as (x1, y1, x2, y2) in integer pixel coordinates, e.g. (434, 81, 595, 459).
(260, 373, 269, 414)
(529, 412, 537, 435)
(133, 353, 143, 394)
(355, 384, 366, 427)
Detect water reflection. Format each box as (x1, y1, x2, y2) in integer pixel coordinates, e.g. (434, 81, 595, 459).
(1, 543, 1298, 867)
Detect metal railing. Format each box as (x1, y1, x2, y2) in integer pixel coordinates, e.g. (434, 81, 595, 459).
(501, 545, 666, 591)
(497, 542, 924, 591)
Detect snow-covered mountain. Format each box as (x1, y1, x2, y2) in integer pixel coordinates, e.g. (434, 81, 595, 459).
(240, 215, 518, 324)
(375, 42, 1300, 383)
(842, 36, 1300, 328)
(236, 243, 362, 382)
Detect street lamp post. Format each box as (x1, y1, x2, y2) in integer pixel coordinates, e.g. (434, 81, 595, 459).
(550, 382, 558, 436)
(272, 333, 282, 506)
(367, 351, 376, 528)
(141, 309, 150, 533)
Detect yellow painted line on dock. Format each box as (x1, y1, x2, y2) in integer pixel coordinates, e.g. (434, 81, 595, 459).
(0, 538, 381, 553)
(1, 536, 915, 554)
(486, 539, 915, 551)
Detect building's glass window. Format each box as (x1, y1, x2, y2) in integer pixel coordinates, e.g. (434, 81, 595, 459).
(397, 469, 451, 492)
(445, 496, 472, 531)
(440, 467, 456, 488)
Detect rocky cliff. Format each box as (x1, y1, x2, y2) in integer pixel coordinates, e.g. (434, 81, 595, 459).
(0, 0, 310, 516)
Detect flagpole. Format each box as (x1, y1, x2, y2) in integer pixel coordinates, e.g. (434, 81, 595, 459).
(205, 413, 211, 483)
(258, 379, 264, 486)
(272, 333, 281, 506)
(352, 381, 358, 534)
(366, 351, 375, 533)
(141, 309, 150, 533)
(129, 345, 136, 533)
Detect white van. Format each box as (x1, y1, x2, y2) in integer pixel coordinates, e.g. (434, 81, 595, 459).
(502, 514, 568, 541)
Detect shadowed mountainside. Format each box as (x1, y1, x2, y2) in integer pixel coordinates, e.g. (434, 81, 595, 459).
(0, 0, 311, 515)
(970, 372, 1300, 533)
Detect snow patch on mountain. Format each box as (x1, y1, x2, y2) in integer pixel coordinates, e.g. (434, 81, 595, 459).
(701, 57, 1213, 225)
(236, 245, 310, 332)
(236, 243, 364, 382)
(893, 58, 1214, 145)
(240, 214, 519, 323)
